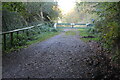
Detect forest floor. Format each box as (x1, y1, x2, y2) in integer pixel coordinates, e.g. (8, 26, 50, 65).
(2, 29, 120, 79)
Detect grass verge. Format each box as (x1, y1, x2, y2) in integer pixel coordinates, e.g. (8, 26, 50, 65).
(27, 32, 59, 45)
(4, 31, 60, 53)
(79, 28, 100, 42)
(65, 31, 76, 35)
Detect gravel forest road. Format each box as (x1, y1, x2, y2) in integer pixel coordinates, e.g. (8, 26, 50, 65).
(3, 29, 96, 78)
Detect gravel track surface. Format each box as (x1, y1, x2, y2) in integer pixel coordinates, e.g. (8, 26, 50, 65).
(3, 29, 96, 78)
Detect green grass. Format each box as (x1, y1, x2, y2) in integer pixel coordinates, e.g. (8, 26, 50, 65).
(27, 32, 59, 45)
(65, 31, 76, 35)
(79, 28, 100, 42)
(3, 45, 28, 54)
(81, 37, 100, 42)
(3, 31, 59, 53)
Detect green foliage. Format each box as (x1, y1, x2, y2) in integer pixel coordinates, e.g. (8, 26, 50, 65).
(2, 33, 28, 51)
(2, 2, 61, 31)
(79, 28, 100, 42)
(93, 2, 120, 53)
(101, 22, 119, 48)
(50, 28, 58, 32)
(2, 2, 25, 13)
(79, 2, 120, 62)
(2, 2, 61, 53)
(27, 32, 59, 45)
(2, 24, 59, 53)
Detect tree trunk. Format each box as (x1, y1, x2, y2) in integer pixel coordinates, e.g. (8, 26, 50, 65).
(37, 13, 41, 20)
(34, 16, 39, 21)
(21, 16, 28, 26)
(40, 7, 44, 21)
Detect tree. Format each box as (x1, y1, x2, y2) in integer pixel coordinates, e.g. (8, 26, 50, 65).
(76, 2, 120, 62)
(2, 2, 61, 31)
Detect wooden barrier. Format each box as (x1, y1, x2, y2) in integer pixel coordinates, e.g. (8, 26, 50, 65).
(0, 24, 43, 50)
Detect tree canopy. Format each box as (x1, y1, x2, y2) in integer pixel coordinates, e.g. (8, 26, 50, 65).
(76, 2, 120, 61)
(2, 2, 61, 31)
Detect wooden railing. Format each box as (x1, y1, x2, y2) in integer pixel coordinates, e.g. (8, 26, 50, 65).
(0, 24, 43, 50)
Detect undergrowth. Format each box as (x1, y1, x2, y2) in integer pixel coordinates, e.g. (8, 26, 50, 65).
(79, 28, 100, 42)
(2, 24, 59, 54)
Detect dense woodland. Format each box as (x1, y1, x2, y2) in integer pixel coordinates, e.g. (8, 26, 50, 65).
(2, 2, 61, 52)
(1, 2, 120, 79)
(76, 2, 120, 63)
(2, 2, 120, 62)
(2, 2, 60, 31)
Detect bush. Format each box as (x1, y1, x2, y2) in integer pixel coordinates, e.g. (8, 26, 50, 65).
(2, 22, 59, 52)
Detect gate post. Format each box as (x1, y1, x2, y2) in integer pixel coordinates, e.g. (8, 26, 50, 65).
(54, 23, 57, 29)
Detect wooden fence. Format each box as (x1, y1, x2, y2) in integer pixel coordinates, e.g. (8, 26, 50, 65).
(0, 24, 43, 50)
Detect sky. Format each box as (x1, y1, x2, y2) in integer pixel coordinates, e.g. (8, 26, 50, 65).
(57, 0, 76, 15)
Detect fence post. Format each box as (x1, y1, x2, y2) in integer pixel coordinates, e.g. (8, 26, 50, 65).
(10, 32, 13, 47)
(26, 29, 29, 36)
(3, 34, 6, 50)
(17, 31, 19, 39)
(23, 30, 24, 33)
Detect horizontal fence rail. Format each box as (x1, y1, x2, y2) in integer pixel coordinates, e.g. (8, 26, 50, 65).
(56, 23, 87, 25)
(0, 24, 43, 35)
(56, 23, 93, 28)
(0, 26, 34, 35)
(1, 24, 43, 50)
